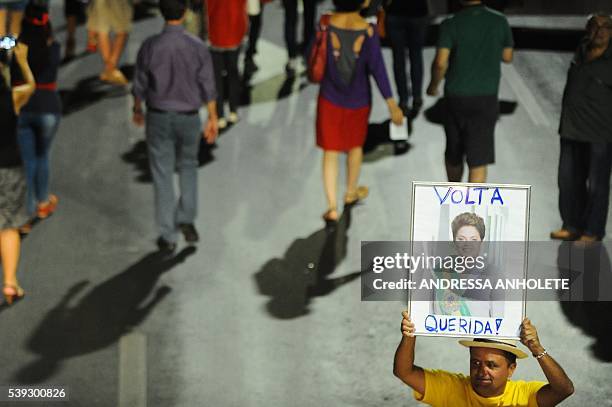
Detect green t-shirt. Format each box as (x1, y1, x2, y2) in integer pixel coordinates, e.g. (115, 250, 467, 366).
(438, 5, 513, 97)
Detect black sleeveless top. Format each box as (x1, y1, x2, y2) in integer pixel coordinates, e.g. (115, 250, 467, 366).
(0, 88, 21, 168)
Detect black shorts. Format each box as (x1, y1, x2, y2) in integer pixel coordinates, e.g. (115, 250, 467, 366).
(443, 95, 499, 168)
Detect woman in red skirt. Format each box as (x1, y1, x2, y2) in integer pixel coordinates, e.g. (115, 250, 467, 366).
(316, 0, 403, 225)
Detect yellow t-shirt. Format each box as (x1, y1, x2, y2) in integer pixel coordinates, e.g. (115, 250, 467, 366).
(413, 369, 546, 407)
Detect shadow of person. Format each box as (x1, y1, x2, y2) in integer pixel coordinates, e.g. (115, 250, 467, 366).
(121, 140, 153, 182)
(59, 64, 134, 116)
(385, 20, 582, 53)
(121, 139, 218, 183)
(0, 301, 10, 314)
(363, 120, 412, 162)
(240, 72, 308, 108)
(557, 241, 612, 362)
(14, 247, 196, 383)
(254, 207, 360, 319)
(511, 27, 584, 52)
(423, 99, 518, 125)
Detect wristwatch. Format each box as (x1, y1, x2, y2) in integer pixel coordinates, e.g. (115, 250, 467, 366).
(534, 349, 548, 359)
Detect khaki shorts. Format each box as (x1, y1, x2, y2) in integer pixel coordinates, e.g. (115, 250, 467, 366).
(87, 0, 133, 33)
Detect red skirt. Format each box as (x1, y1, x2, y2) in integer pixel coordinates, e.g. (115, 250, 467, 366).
(316, 95, 371, 151)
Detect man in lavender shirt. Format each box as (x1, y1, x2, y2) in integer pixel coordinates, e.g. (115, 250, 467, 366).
(132, 0, 218, 252)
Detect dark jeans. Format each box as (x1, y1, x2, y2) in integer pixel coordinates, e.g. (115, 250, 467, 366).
(385, 15, 428, 105)
(17, 112, 60, 216)
(211, 49, 241, 118)
(558, 138, 612, 238)
(282, 0, 317, 59)
(146, 111, 201, 243)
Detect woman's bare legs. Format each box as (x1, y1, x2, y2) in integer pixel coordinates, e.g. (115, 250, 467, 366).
(9, 10, 22, 36)
(0, 10, 7, 37)
(109, 32, 127, 69)
(97, 31, 112, 70)
(98, 32, 128, 84)
(1, 228, 21, 288)
(322, 150, 339, 220)
(98, 32, 114, 70)
(346, 147, 363, 197)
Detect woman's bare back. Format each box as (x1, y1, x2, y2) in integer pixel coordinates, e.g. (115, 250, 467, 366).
(329, 13, 373, 55)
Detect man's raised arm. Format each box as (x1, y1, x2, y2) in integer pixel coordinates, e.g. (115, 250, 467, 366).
(520, 318, 574, 407)
(393, 311, 425, 395)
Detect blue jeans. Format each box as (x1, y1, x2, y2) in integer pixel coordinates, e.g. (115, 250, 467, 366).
(386, 15, 428, 106)
(17, 112, 60, 216)
(146, 111, 201, 243)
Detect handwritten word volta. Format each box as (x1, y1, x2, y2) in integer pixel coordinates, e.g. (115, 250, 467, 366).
(424, 314, 503, 336)
(434, 186, 504, 206)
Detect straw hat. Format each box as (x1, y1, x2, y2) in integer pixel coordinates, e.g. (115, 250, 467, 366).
(459, 338, 528, 359)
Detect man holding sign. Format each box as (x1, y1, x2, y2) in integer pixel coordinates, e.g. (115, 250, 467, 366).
(394, 312, 574, 406)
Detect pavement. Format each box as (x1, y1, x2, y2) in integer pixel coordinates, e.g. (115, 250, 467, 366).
(0, 1, 610, 406)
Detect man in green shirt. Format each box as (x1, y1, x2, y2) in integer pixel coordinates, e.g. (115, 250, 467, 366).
(427, 0, 514, 183)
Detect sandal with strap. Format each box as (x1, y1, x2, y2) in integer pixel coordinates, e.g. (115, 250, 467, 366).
(37, 194, 58, 219)
(3, 284, 25, 306)
(344, 185, 369, 206)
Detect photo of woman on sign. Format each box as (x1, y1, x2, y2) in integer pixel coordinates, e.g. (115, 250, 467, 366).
(429, 212, 505, 318)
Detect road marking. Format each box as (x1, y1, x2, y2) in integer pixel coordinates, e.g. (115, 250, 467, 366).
(118, 332, 147, 407)
(502, 63, 551, 128)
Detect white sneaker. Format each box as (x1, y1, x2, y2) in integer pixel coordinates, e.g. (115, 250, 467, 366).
(228, 112, 239, 124)
(218, 117, 227, 129)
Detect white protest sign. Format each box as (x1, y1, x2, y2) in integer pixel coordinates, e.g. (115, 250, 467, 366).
(408, 182, 531, 340)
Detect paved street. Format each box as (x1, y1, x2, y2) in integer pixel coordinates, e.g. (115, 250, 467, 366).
(0, 2, 610, 406)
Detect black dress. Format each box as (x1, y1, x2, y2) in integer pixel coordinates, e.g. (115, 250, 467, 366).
(0, 88, 28, 229)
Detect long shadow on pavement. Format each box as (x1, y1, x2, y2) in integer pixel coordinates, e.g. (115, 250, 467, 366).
(411, 22, 583, 53)
(59, 64, 134, 116)
(240, 72, 308, 107)
(254, 206, 360, 319)
(557, 242, 612, 362)
(424, 98, 518, 126)
(363, 120, 412, 163)
(13, 247, 196, 383)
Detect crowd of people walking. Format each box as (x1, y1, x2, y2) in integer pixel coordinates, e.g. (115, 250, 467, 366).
(1, 0, 611, 307)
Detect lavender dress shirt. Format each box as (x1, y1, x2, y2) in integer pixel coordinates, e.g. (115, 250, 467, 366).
(132, 24, 217, 112)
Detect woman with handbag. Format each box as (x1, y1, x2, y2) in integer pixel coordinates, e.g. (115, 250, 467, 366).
(315, 0, 403, 226)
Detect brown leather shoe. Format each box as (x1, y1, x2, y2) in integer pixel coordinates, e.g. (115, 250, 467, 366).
(550, 229, 579, 241)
